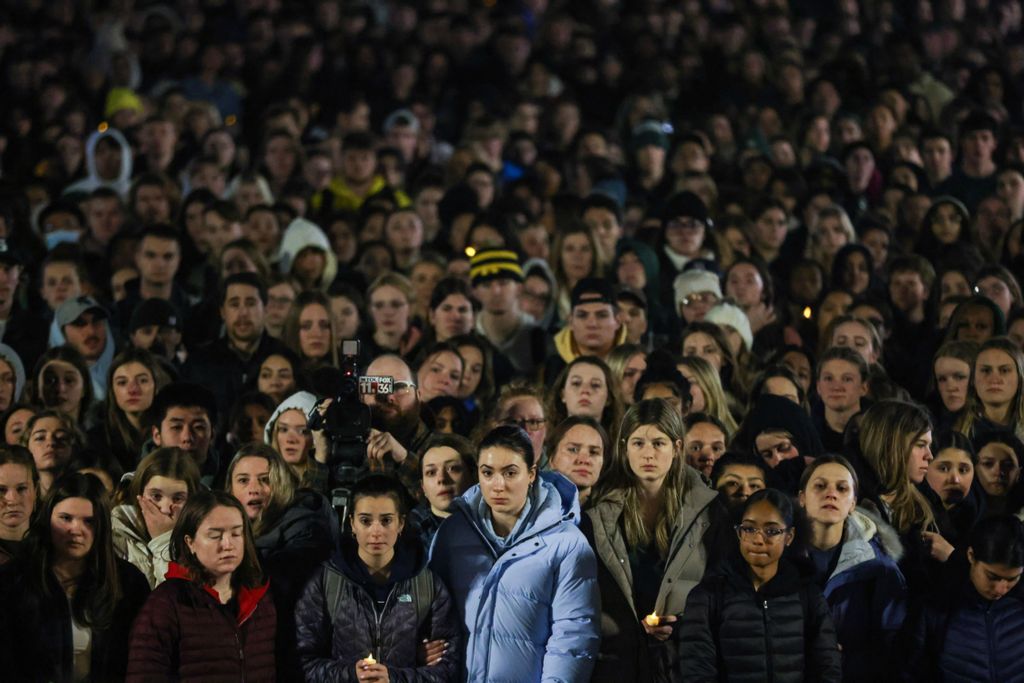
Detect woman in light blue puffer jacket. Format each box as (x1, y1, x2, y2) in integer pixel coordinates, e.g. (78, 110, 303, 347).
(430, 424, 600, 683)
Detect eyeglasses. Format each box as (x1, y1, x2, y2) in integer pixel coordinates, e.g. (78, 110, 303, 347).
(502, 417, 546, 432)
(682, 292, 720, 307)
(735, 524, 789, 540)
(392, 381, 417, 395)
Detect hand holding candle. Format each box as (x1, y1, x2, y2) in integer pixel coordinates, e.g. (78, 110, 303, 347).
(363, 653, 376, 665)
(642, 611, 677, 641)
(644, 611, 660, 627)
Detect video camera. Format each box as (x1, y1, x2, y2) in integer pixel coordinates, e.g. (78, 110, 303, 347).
(307, 339, 393, 517)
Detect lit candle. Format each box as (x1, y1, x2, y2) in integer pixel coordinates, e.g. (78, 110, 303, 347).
(644, 611, 660, 627)
(364, 653, 377, 665)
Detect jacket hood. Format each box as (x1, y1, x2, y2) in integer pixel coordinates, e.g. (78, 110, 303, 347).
(256, 488, 338, 555)
(165, 561, 270, 625)
(0, 343, 25, 403)
(112, 504, 148, 544)
(333, 530, 426, 589)
(522, 257, 558, 327)
(615, 238, 661, 303)
(454, 470, 580, 551)
(49, 318, 116, 399)
(738, 393, 824, 459)
(67, 128, 133, 197)
(278, 218, 338, 289)
(553, 322, 629, 363)
(263, 390, 319, 444)
(825, 507, 905, 586)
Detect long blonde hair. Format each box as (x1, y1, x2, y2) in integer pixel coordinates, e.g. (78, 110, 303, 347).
(858, 400, 935, 534)
(223, 442, 300, 536)
(678, 355, 738, 434)
(593, 399, 691, 556)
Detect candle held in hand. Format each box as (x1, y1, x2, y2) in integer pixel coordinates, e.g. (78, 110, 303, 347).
(364, 653, 376, 665)
(644, 611, 659, 627)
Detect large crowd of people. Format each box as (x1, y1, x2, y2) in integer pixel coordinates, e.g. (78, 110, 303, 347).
(0, 0, 1023, 681)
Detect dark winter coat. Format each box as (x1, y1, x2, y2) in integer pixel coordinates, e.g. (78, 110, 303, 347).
(679, 557, 843, 683)
(294, 534, 460, 682)
(125, 562, 276, 682)
(0, 557, 150, 683)
(819, 509, 907, 682)
(256, 488, 341, 680)
(901, 580, 1024, 682)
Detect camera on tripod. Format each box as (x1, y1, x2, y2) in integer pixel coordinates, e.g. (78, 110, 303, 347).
(307, 339, 393, 517)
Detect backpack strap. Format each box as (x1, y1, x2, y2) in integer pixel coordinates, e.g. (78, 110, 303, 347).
(410, 569, 435, 635)
(323, 566, 348, 618)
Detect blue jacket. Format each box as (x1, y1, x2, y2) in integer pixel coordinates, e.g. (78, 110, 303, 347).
(820, 508, 907, 682)
(902, 582, 1024, 682)
(429, 471, 600, 682)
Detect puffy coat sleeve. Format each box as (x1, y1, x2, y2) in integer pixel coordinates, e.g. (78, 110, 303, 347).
(804, 588, 843, 683)
(677, 582, 720, 683)
(540, 534, 601, 683)
(125, 583, 181, 682)
(386, 571, 461, 683)
(294, 567, 360, 683)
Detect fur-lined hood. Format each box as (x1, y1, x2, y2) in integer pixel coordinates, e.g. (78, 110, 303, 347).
(827, 506, 904, 583)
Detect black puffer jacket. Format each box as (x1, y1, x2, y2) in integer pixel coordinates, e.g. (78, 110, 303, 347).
(294, 533, 460, 682)
(679, 557, 842, 683)
(256, 488, 341, 680)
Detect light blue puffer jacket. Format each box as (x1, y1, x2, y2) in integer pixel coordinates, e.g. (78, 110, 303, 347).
(429, 471, 600, 683)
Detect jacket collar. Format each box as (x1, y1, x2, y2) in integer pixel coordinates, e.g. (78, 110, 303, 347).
(165, 561, 269, 625)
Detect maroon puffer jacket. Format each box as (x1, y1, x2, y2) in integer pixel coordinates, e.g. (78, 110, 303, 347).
(126, 562, 276, 682)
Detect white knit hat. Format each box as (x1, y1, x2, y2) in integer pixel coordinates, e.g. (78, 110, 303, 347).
(673, 269, 722, 307)
(705, 301, 754, 351)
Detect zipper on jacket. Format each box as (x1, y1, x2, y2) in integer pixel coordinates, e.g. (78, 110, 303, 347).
(762, 599, 773, 683)
(235, 631, 245, 683)
(985, 605, 996, 680)
(369, 586, 398, 660)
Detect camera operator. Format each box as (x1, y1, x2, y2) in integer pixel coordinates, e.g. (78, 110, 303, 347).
(361, 354, 431, 497)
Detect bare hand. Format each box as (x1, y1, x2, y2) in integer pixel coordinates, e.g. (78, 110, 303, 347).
(356, 661, 389, 682)
(641, 614, 677, 641)
(417, 639, 447, 666)
(745, 302, 777, 334)
(922, 531, 954, 562)
(367, 428, 408, 464)
(137, 495, 177, 538)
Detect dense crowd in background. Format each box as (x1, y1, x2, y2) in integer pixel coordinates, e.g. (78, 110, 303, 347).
(2, 0, 1024, 681)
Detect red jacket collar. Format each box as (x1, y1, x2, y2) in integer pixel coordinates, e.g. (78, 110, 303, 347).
(165, 562, 270, 625)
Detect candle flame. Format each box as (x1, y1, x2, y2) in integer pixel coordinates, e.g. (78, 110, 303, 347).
(803, 306, 812, 319)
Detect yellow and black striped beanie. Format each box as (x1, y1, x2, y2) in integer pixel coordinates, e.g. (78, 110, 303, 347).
(469, 249, 523, 285)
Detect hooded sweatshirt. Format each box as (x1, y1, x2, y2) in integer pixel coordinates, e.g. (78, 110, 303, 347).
(278, 218, 338, 290)
(63, 128, 134, 198)
(0, 343, 26, 405)
(49, 318, 116, 400)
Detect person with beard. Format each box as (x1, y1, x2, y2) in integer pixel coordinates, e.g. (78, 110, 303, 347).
(184, 273, 285, 417)
(360, 354, 431, 499)
(54, 295, 116, 400)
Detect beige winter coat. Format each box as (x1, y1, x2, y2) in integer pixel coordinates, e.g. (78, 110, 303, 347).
(111, 504, 172, 589)
(585, 466, 720, 683)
